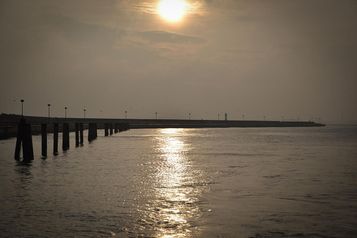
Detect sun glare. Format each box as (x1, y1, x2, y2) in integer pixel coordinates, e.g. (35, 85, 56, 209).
(157, 0, 189, 23)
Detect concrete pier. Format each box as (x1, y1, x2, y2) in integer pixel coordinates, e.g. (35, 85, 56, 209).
(5, 113, 324, 162)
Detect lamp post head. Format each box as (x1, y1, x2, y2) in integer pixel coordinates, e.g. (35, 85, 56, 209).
(20, 99, 24, 103)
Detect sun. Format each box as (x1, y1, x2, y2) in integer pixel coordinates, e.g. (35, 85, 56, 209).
(157, 0, 189, 23)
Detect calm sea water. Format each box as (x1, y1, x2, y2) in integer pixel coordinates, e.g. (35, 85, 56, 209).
(0, 126, 356, 238)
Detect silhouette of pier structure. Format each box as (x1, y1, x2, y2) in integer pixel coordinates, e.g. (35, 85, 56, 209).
(0, 114, 324, 162)
(11, 116, 130, 162)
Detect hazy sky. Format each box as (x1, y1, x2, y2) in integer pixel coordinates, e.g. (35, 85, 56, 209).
(1, 0, 356, 123)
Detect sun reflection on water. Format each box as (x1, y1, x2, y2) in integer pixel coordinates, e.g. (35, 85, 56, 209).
(150, 128, 201, 237)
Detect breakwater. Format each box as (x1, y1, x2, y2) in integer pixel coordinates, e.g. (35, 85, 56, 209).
(0, 113, 324, 140)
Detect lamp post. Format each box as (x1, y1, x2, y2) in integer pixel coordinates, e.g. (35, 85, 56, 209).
(64, 106, 68, 119)
(125, 110, 128, 119)
(47, 104, 51, 118)
(83, 108, 86, 119)
(20, 99, 24, 116)
(155, 112, 158, 120)
(189, 113, 191, 120)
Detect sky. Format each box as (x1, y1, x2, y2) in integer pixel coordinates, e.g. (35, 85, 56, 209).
(0, 0, 356, 123)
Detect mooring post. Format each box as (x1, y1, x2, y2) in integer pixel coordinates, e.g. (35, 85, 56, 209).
(22, 123, 34, 162)
(105, 123, 109, 136)
(41, 124, 47, 157)
(79, 123, 84, 145)
(114, 124, 118, 134)
(110, 124, 113, 135)
(94, 123, 97, 139)
(53, 123, 59, 155)
(75, 123, 79, 147)
(62, 123, 70, 151)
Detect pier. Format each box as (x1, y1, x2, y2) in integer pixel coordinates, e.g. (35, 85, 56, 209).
(0, 114, 324, 162)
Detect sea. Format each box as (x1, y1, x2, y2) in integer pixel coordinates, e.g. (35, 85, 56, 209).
(0, 126, 356, 238)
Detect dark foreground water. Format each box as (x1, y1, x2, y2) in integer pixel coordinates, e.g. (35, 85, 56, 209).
(0, 126, 356, 238)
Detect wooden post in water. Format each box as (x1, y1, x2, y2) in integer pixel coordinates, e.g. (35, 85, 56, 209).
(41, 124, 47, 157)
(62, 123, 70, 151)
(53, 123, 59, 155)
(105, 123, 109, 136)
(79, 123, 84, 145)
(114, 124, 118, 134)
(110, 124, 113, 135)
(75, 123, 79, 147)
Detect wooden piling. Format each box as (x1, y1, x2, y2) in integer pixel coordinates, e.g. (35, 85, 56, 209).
(41, 124, 47, 157)
(62, 123, 70, 151)
(53, 123, 59, 155)
(75, 123, 79, 147)
(79, 123, 84, 145)
(110, 124, 113, 135)
(114, 124, 118, 134)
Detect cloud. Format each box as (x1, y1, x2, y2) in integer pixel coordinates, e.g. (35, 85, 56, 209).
(135, 30, 205, 44)
(114, 30, 206, 59)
